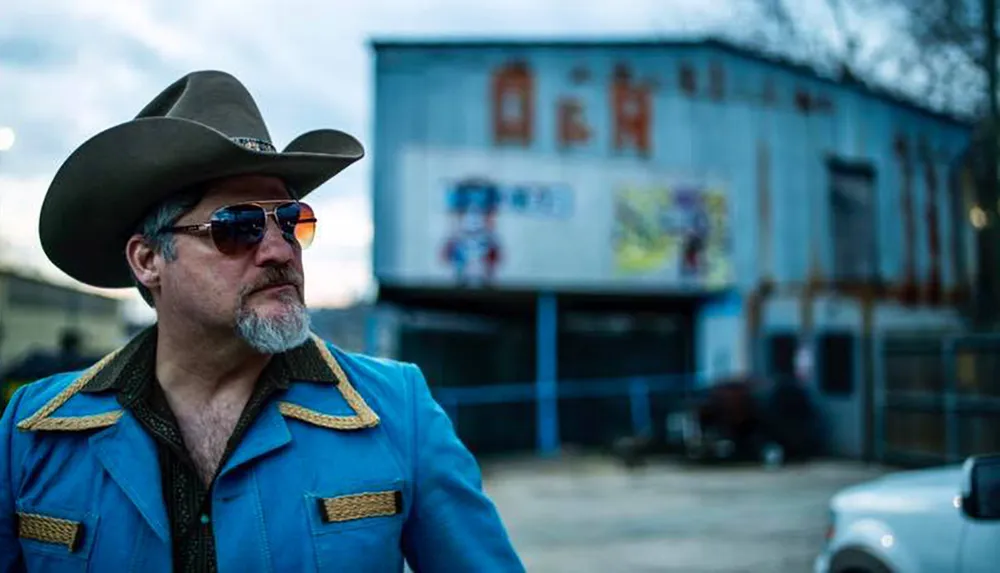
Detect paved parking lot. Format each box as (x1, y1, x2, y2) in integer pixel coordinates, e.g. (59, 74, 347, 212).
(481, 456, 889, 573)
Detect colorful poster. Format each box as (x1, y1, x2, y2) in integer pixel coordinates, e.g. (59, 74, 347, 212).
(439, 177, 574, 286)
(612, 184, 732, 288)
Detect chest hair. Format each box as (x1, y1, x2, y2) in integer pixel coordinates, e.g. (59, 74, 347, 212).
(174, 398, 247, 486)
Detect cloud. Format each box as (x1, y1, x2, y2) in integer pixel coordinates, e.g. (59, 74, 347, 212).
(0, 175, 57, 272)
(0, 0, 745, 316)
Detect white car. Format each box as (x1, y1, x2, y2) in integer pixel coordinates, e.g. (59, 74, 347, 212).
(815, 454, 1000, 572)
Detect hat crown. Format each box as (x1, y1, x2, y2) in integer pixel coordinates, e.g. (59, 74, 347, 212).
(135, 70, 272, 144)
(40, 69, 363, 289)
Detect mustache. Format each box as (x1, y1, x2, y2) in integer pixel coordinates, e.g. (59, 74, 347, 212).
(240, 266, 304, 300)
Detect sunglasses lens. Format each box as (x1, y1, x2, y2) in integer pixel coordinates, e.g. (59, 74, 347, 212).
(210, 204, 266, 255)
(277, 202, 316, 249)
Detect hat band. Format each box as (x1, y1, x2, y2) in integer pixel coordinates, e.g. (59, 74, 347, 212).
(231, 137, 276, 153)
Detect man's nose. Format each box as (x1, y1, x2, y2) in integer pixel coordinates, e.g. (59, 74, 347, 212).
(254, 215, 297, 265)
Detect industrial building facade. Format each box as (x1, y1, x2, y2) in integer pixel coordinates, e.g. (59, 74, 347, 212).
(366, 38, 975, 460)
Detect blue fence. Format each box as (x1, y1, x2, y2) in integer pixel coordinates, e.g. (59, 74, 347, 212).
(429, 373, 700, 455)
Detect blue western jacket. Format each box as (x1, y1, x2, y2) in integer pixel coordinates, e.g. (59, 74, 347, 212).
(0, 334, 524, 572)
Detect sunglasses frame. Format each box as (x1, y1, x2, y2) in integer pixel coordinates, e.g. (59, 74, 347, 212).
(160, 200, 317, 253)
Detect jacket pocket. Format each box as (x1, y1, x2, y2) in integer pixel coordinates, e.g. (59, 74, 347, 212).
(16, 505, 98, 572)
(306, 478, 407, 571)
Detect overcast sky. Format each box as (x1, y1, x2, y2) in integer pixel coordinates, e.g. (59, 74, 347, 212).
(0, 0, 800, 322)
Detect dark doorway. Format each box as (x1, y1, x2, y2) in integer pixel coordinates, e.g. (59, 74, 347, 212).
(556, 305, 694, 449)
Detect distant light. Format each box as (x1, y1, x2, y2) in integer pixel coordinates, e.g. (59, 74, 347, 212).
(954, 495, 962, 509)
(0, 127, 14, 152)
(880, 534, 894, 548)
(971, 206, 988, 229)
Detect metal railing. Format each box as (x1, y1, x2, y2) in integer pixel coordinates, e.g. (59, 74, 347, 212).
(429, 373, 700, 455)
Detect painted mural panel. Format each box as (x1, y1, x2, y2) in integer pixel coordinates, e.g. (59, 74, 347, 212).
(396, 146, 734, 291)
(612, 184, 731, 288)
(440, 177, 573, 286)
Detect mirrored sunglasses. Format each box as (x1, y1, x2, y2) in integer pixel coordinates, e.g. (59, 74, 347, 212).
(161, 200, 317, 255)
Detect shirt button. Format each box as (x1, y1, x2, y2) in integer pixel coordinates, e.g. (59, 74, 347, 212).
(200, 514, 211, 525)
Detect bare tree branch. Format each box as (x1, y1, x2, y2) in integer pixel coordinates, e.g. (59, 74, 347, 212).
(744, 0, 985, 118)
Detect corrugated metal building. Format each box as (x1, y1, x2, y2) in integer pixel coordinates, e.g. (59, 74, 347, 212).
(366, 37, 975, 459)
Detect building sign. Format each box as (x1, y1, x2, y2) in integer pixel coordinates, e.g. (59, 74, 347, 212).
(393, 147, 734, 292)
(487, 58, 837, 156)
(440, 178, 574, 285)
(557, 97, 590, 148)
(610, 66, 652, 155)
(492, 62, 534, 146)
(612, 184, 731, 288)
(441, 179, 504, 285)
(506, 183, 572, 218)
(491, 62, 654, 155)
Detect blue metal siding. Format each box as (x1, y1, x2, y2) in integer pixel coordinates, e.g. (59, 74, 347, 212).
(372, 41, 973, 294)
(371, 40, 974, 457)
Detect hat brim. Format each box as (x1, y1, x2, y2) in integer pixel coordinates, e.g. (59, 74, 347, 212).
(39, 116, 364, 289)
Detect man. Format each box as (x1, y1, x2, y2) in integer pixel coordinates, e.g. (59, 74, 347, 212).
(0, 70, 524, 572)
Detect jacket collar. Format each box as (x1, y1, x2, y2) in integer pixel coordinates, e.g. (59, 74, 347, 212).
(16, 326, 379, 433)
(80, 325, 342, 394)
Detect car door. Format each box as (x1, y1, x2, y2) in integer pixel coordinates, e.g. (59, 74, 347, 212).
(958, 520, 1000, 572)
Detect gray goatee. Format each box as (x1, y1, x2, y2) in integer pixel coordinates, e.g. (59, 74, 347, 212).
(234, 266, 310, 354)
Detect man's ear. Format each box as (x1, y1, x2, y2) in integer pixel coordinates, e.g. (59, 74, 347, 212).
(125, 235, 160, 290)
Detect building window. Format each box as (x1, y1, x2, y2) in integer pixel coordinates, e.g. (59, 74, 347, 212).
(818, 332, 855, 396)
(828, 159, 878, 282)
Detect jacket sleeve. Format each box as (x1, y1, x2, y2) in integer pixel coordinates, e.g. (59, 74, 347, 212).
(0, 385, 26, 573)
(400, 364, 525, 573)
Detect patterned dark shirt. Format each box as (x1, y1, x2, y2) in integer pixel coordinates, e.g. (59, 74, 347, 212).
(81, 326, 337, 573)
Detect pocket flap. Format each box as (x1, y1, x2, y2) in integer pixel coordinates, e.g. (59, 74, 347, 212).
(17, 512, 86, 552)
(317, 490, 402, 524)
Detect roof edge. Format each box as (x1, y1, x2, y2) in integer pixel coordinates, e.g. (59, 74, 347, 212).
(368, 35, 974, 127)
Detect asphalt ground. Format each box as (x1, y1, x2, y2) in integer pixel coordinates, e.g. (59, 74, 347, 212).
(480, 456, 889, 573)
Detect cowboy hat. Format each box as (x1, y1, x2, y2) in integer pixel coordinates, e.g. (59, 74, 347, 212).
(38, 69, 364, 289)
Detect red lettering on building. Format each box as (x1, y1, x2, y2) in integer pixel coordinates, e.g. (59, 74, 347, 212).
(611, 65, 652, 155)
(557, 97, 590, 148)
(491, 62, 534, 146)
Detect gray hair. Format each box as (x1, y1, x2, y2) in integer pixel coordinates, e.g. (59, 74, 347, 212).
(131, 186, 206, 307)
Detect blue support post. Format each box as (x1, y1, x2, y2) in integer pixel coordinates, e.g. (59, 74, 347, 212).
(536, 292, 559, 456)
(629, 378, 652, 437)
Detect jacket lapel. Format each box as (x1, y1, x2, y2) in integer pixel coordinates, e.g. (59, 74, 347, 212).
(218, 399, 291, 479)
(89, 410, 170, 543)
